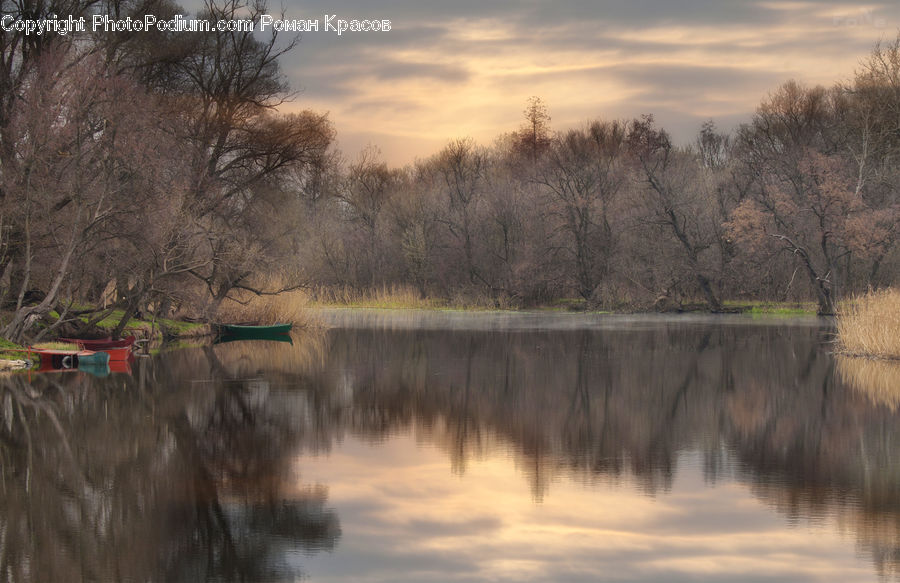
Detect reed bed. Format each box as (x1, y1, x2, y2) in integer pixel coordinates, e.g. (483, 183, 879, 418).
(306, 284, 518, 311)
(836, 288, 900, 360)
(307, 284, 437, 309)
(215, 289, 319, 328)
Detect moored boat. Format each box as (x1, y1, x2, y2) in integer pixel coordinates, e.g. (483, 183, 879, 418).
(101, 346, 132, 361)
(31, 348, 110, 369)
(215, 332, 294, 345)
(215, 323, 292, 337)
(35, 360, 111, 376)
(59, 335, 136, 350)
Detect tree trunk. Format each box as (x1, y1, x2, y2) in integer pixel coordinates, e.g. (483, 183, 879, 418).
(696, 273, 722, 312)
(813, 281, 834, 316)
(665, 209, 722, 312)
(111, 292, 143, 339)
(3, 239, 77, 343)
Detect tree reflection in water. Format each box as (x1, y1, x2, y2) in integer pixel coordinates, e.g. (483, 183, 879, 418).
(2, 316, 900, 581)
(0, 336, 340, 582)
(318, 315, 900, 578)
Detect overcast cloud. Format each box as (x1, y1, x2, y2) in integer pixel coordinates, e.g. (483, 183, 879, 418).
(251, 1, 898, 164)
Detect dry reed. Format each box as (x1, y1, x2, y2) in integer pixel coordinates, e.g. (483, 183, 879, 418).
(306, 283, 519, 311)
(215, 289, 319, 328)
(308, 284, 436, 309)
(836, 288, 900, 360)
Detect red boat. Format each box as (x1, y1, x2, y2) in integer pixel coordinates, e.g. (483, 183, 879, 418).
(109, 353, 134, 374)
(58, 335, 136, 350)
(30, 348, 110, 369)
(99, 346, 132, 361)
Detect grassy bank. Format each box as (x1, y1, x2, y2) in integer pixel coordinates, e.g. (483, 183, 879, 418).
(305, 286, 820, 315)
(0, 338, 27, 362)
(723, 300, 818, 316)
(0, 287, 826, 358)
(48, 308, 210, 339)
(836, 288, 900, 360)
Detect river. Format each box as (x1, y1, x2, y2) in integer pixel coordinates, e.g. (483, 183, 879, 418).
(1, 311, 898, 582)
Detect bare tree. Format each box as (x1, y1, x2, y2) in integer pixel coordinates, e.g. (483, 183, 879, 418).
(535, 120, 628, 301)
(627, 115, 723, 311)
(517, 96, 552, 163)
(728, 150, 890, 314)
(731, 80, 898, 314)
(430, 138, 490, 288)
(0, 51, 182, 341)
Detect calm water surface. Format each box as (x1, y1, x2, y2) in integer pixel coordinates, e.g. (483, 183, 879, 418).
(2, 311, 900, 582)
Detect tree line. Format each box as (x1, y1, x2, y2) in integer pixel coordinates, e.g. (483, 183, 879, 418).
(302, 66, 899, 316)
(1, 0, 899, 342)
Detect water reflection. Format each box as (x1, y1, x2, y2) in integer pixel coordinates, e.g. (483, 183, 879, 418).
(1, 313, 899, 582)
(838, 355, 900, 411)
(0, 338, 340, 582)
(310, 312, 900, 580)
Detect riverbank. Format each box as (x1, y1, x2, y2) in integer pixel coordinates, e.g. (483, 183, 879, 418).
(303, 285, 819, 315)
(836, 288, 900, 360)
(0, 311, 211, 365)
(0, 297, 824, 369)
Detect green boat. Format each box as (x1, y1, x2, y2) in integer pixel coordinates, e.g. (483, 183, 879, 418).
(215, 332, 293, 345)
(216, 323, 293, 338)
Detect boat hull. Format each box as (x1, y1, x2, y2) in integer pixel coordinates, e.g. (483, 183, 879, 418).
(100, 347, 132, 361)
(59, 335, 136, 350)
(32, 349, 110, 369)
(216, 323, 292, 338)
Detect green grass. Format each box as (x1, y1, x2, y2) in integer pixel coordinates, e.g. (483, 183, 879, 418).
(50, 307, 206, 337)
(155, 317, 206, 335)
(722, 300, 818, 316)
(0, 338, 26, 361)
(93, 309, 125, 329)
(31, 342, 79, 350)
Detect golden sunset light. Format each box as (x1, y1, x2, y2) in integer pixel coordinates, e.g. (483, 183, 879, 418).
(279, 0, 897, 164)
(297, 434, 873, 582)
(3, 1, 900, 581)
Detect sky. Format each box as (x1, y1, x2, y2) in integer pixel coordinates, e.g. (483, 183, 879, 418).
(262, 1, 898, 166)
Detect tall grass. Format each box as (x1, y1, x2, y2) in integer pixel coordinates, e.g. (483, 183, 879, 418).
(836, 288, 900, 360)
(308, 284, 436, 309)
(306, 284, 519, 311)
(215, 289, 318, 328)
(214, 280, 519, 327)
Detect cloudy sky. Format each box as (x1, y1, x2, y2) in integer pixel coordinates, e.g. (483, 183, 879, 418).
(266, 1, 897, 166)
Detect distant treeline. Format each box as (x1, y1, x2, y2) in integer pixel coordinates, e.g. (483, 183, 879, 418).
(1, 0, 898, 341)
